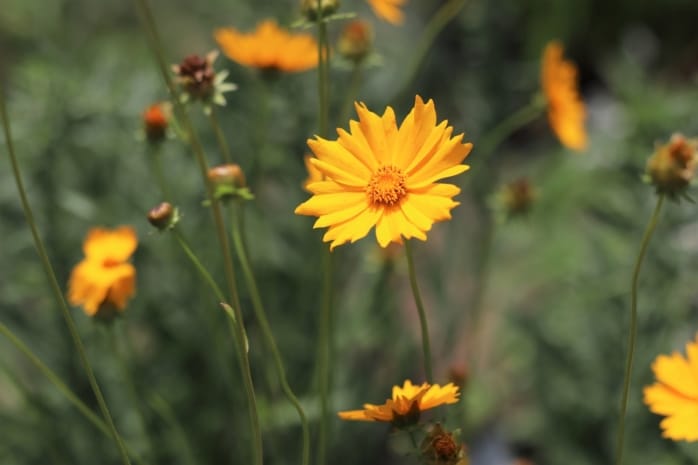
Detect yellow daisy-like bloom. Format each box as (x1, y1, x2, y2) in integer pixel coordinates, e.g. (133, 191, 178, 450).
(541, 41, 587, 151)
(294, 95, 472, 250)
(644, 334, 698, 441)
(214, 20, 318, 72)
(68, 226, 137, 317)
(338, 380, 460, 425)
(303, 154, 324, 193)
(367, 0, 406, 25)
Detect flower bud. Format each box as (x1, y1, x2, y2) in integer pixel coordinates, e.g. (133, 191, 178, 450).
(143, 102, 170, 143)
(497, 177, 536, 218)
(208, 164, 253, 201)
(301, 0, 340, 21)
(337, 20, 373, 63)
(420, 424, 468, 465)
(147, 202, 179, 230)
(646, 134, 698, 198)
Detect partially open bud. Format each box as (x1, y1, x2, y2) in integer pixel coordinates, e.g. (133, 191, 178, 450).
(421, 424, 468, 465)
(646, 134, 698, 198)
(142, 102, 170, 143)
(301, 0, 340, 21)
(337, 20, 373, 63)
(147, 202, 179, 231)
(172, 51, 237, 108)
(207, 164, 253, 201)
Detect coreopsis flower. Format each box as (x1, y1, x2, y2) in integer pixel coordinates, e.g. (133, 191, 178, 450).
(295, 95, 472, 250)
(172, 51, 236, 107)
(644, 334, 698, 441)
(541, 41, 587, 151)
(646, 134, 698, 198)
(337, 20, 373, 63)
(367, 0, 406, 25)
(142, 102, 170, 143)
(338, 380, 460, 427)
(214, 20, 318, 73)
(68, 227, 137, 318)
(421, 424, 469, 465)
(303, 154, 324, 193)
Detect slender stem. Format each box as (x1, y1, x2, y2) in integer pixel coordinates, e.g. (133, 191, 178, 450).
(0, 88, 132, 465)
(476, 96, 546, 160)
(404, 241, 433, 382)
(317, 16, 330, 137)
(229, 204, 311, 465)
(0, 322, 148, 465)
(208, 108, 233, 164)
(391, 0, 469, 105)
(172, 228, 225, 301)
(614, 194, 665, 465)
(132, 2, 262, 464)
(338, 64, 362, 125)
(149, 394, 198, 465)
(149, 144, 172, 201)
(108, 322, 156, 462)
(315, 10, 332, 465)
(316, 246, 332, 465)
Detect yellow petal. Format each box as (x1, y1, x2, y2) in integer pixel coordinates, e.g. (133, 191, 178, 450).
(308, 137, 372, 179)
(652, 353, 698, 399)
(295, 192, 366, 217)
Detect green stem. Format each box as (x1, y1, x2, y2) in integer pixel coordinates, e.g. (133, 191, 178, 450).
(229, 204, 311, 465)
(316, 15, 330, 137)
(149, 144, 172, 201)
(108, 322, 157, 462)
(614, 194, 665, 465)
(391, 0, 469, 105)
(208, 107, 233, 165)
(172, 228, 225, 302)
(316, 246, 332, 465)
(476, 96, 546, 160)
(0, 88, 132, 465)
(132, 2, 262, 464)
(338, 64, 362, 126)
(404, 241, 433, 382)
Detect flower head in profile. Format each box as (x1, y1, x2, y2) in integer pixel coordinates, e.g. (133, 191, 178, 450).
(644, 333, 698, 441)
(214, 20, 318, 73)
(646, 134, 698, 199)
(338, 380, 460, 427)
(142, 102, 171, 144)
(541, 41, 587, 151)
(295, 95, 472, 250)
(367, 0, 406, 25)
(172, 51, 237, 108)
(68, 227, 137, 319)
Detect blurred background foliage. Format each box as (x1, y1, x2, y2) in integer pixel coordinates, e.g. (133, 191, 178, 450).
(1, 0, 698, 464)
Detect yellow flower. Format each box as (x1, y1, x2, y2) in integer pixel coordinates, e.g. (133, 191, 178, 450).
(68, 226, 137, 317)
(643, 333, 698, 441)
(338, 380, 460, 426)
(367, 0, 406, 25)
(541, 41, 587, 151)
(214, 20, 318, 72)
(303, 154, 324, 193)
(294, 95, 472, 250)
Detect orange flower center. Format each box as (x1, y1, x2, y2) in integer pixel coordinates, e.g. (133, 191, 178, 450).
(102, 258, 122, 268)
(367, 165, 407, 207)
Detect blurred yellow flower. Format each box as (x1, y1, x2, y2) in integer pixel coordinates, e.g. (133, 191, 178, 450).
(295, 95, 472, 250)
(68, 226, 137, 317)
(367, 0, 406, 25)
(644, 334, 698, 441)
(541, 41, 587, 151)
(338, 380, 459, 425)
(214, 20, 318, 72)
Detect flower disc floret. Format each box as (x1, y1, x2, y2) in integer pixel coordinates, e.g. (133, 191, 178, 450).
(295, 95, 472, 250)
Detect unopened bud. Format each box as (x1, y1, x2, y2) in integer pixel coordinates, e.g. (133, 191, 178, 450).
(337, 20, 373, 63)
(301, 0, 340, 21)
(421, 424, 468, 465)
(143, 103, 170, 143)
(148, 202, 179, 230)
(207, 164, 253, 202)
(499, 177, 536, 217)
(646, 134, 698, 198)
